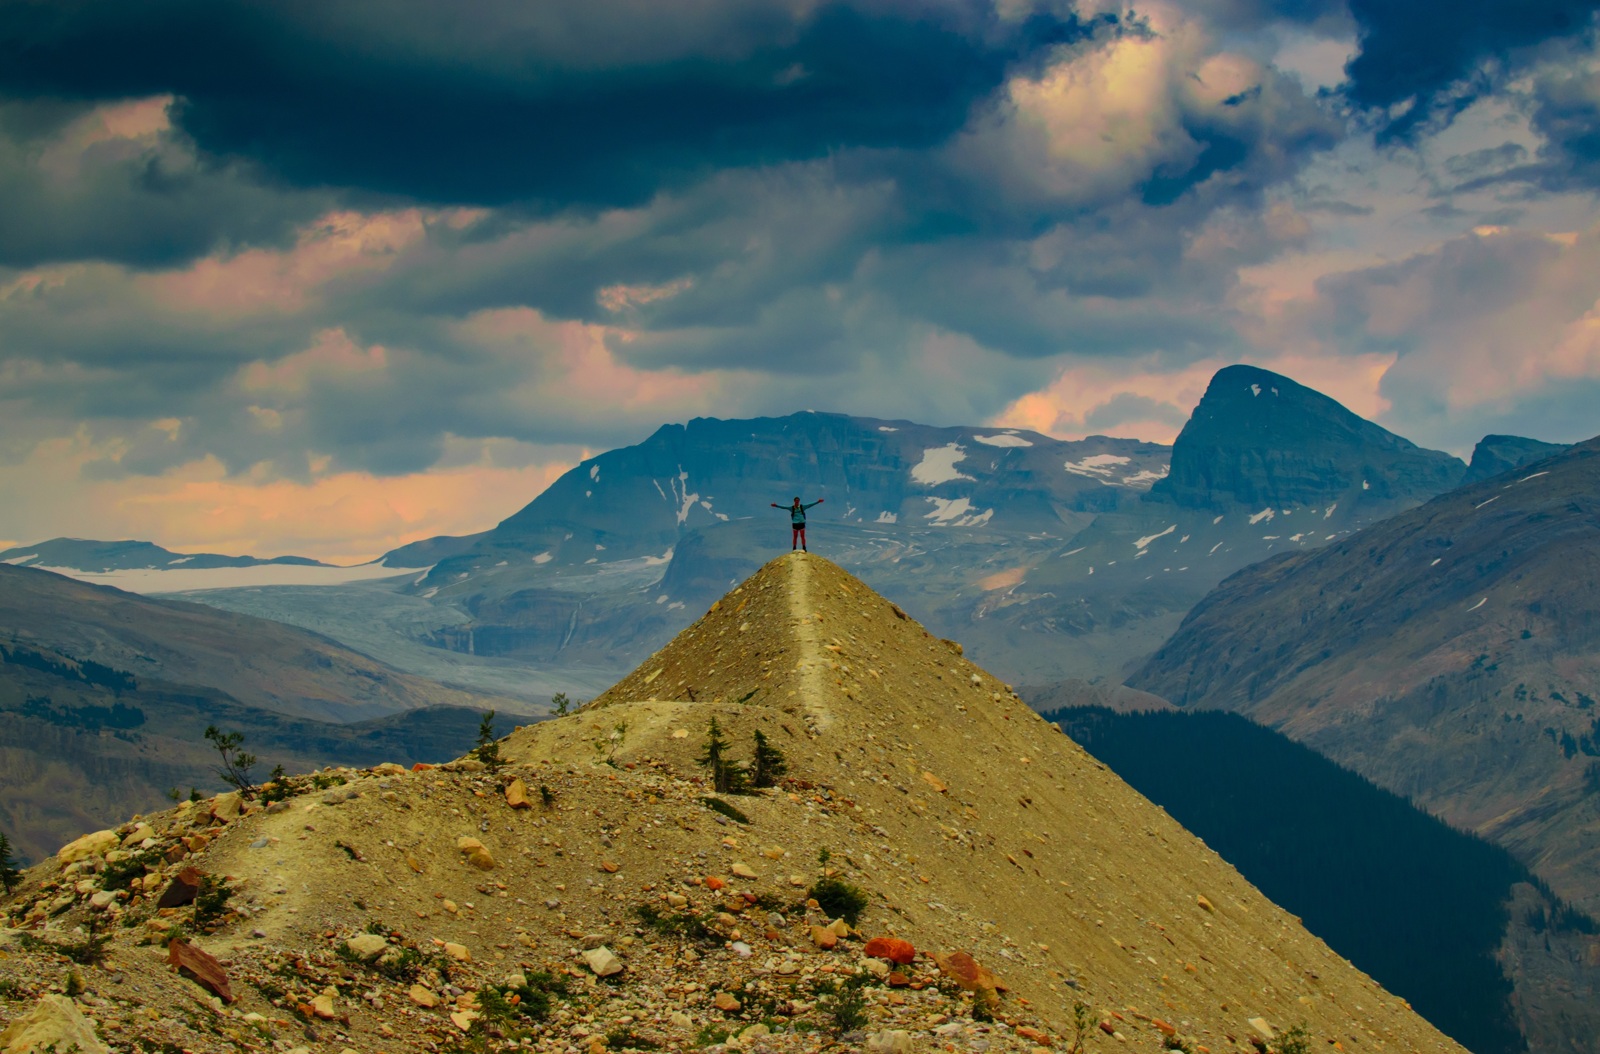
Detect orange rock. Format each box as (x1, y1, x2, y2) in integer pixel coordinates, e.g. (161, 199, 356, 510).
(863, 936, 916, 965)
(412, 762, 434, 772)
(167, 939, 233, 1003)
(810, 925, 839, 950)
(713, 992, 741, 1012)
(887, 972, 910, 987)
(704, 876, 725, 891)
(1153, 1019, 1176, 1036)
(1017, 1026, 1050, 1043)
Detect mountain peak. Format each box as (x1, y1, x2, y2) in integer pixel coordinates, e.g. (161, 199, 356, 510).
(1149, 364, 1464, 510)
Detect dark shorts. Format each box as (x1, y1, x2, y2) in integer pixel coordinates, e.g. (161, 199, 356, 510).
(791, 521, 805, 529)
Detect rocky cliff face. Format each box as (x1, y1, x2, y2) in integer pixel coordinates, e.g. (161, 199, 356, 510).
(1150, 365, 1465, 511)
(1130, 436, 1600, 916)
(1462, 434, 1570, 485)
(0, 555, 1468, 1054)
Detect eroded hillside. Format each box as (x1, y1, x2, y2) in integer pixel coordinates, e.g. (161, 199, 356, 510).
(1, 556, 1464, 1054)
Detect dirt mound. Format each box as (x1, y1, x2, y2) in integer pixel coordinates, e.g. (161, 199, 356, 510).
(0, 554, 1464, 1054)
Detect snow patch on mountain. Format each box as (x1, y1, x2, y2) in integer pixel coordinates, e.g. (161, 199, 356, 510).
(1249, 508, 1276, 525)
(923, 497, 993, 527)
(1135, 525, 1176, 551)
(973, 433, 1033, 448)
(911, 443, 974, 485)
(1064, 454, 1130, 480)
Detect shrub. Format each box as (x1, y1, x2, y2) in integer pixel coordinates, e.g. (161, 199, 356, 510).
(203, 726, 258, 798)
(809, 876, 869, 925)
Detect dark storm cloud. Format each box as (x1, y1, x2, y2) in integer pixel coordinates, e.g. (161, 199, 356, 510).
(0, 0, 1106, 208)
(1342, 0, 1599, 140)
(0, 99, 330, 267)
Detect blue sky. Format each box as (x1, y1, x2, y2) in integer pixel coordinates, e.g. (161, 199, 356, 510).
(1, 0, 1597, 560)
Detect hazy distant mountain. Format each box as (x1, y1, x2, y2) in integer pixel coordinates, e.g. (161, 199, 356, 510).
(0, 563, 527, 863)
(1049, 706, 1600, 1054)
(1130, 436, 1600, 915)
(1462, 434, 1570, 485)
(2, 537, 328, 572)
(380, 412, 1175, 682)
(326, 370, 1464, 688)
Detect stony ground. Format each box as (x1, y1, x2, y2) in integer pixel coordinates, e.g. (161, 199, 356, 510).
(0, 554, 1466, 1054)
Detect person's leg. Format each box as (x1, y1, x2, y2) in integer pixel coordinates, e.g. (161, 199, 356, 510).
(799, 526, 807, 552)
(791, 527, 799, 550)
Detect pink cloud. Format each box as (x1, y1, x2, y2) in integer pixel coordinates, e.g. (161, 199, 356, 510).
(0, 433, 576, 564)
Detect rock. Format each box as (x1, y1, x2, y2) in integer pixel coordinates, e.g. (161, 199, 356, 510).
(704, 876, 725, 891)
(157, 868, 204, 909)
(505, 778, 532, 809)
(739, 1023, 771, 1041)
(921, 772, 948, 794)
(931, 950, 999, 1006)
(57, 829, 118, 864)
(345, 934, 388, 959)
(1196, 894, 1215, 913)
(671, 1011, 694, 1029)
(863, 958, 890, 978)
(210, 792, 242, 823)
(443, 942, 472, 962)
(666, 893, 688, 908)
(310, 994, 337, 1020)
(457, 837, 495, 870)
(582, 946, 623, 977)
(810, 926, 838, 950)
(408, 985, 439, 1008)
(863, 936, 916, 965)
(866, 1029, 914, 1054)
(599, 860, 620, 873)
(321, 787, 358, 805)
(730, 862, 758, 879)
(450, 1010, 480, 1031)
(828, 918, 850, 938)
(167, 939, 234, 1003)
(1249, 1017, 1276, 1040)
(713, 991, 741, 1012)
(88, 890, 117, 910)
(0, 994, 112, 1054)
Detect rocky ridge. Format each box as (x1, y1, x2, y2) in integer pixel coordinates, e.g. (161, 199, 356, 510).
(0, 555, 1465, 1054)
(1130, 435, 1600, 914)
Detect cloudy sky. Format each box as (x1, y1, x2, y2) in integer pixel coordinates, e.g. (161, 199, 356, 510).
(2, 0, 1598, 562)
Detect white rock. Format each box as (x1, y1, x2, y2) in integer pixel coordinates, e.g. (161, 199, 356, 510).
(582, 946, 623, 977)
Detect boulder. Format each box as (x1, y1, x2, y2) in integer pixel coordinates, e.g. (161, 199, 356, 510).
(167, 939, 234, 1003)
(0, 994, 111, 1054)
(344, 934, 388, 959)
(210, 792, 242, 823)
(582, 946, 623, 977)
(57, 829, 118, 864)
(310, 995, 337, 1020)
(866, 1029, 914, 1054)
(157, 868, 205, 909)
(505, 779, 532, 809)
(443, 942, 472, 962)
(408, 985, 439, 1008)
(713, 991, 741, 1012)
(730, 861, 759, 879)
(863, 936, 916, 965)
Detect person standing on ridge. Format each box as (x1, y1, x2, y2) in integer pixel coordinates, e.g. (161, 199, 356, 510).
(772, 496, 823, 552)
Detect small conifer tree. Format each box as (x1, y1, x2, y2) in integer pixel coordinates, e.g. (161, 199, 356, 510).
(750, 729, 789, 788)
(203, 725, 258, 798)
(0, 831, 21, 895)
(475, 710, 504, 772)
(698, 717, 749, 794)
(551, 692, 571, 717)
